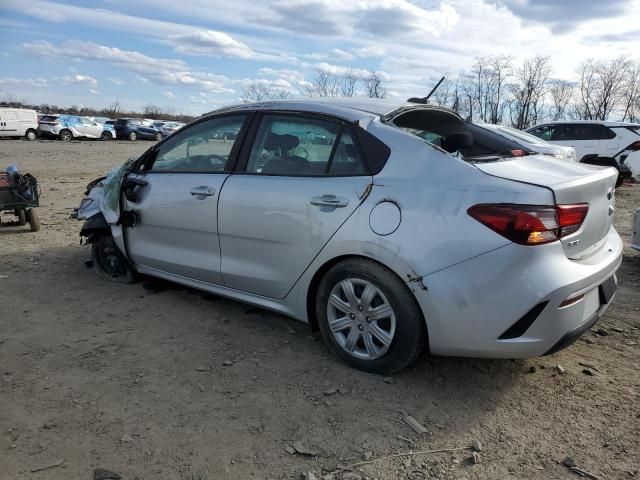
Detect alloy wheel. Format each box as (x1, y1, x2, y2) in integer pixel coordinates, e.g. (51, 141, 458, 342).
(327, 278, 396, 360)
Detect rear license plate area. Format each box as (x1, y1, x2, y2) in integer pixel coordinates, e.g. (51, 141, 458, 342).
(599, 276, 616, 304)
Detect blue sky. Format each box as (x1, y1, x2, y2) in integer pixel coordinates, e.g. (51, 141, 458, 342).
(1, 0, 639, 115)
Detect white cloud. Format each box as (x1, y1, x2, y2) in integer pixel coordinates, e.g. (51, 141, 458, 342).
(107, 77, 124, 85)
(168, 30, 254, 59)
(24, 6, 65, 22)
(89, 88, 99, 95)
(313, 62, 371, 78)
(0, 77, 48, 87)
(258, 67, 306, 84)
(60, 74, 98, 87)
(163, 91, 176, 99)
(21, 40, 234, 92)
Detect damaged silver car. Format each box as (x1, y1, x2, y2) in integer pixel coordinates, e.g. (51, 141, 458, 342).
(75, 99, 622, 374)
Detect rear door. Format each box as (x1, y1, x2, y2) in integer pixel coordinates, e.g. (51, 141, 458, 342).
(551, 124, 600, 161)
(77, 117, 100, 138)
(123, 113, 250, 284)
(218, 112, 372, 299)
(1, 110, 19, 136)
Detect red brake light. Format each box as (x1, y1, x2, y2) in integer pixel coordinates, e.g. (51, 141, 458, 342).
(510, 149, 527, 157)
(468, 203, 589, 245)
(627, 141, 640, 151)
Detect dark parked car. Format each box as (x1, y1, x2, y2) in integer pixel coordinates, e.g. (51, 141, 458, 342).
(114, 118, 163, 141)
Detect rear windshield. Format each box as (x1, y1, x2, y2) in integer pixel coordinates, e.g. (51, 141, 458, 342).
(392, 108, 531, 162)
(39, 115, 58, 122)
(115, 119, 129, 125)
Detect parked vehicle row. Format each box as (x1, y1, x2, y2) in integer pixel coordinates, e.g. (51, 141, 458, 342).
(75, 98, 622, 374)
(0, 108, 39, 140)
(38, 114, 116, 141)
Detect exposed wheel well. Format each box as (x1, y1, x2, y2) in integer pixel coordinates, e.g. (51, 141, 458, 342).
(305, 254, 426, 334)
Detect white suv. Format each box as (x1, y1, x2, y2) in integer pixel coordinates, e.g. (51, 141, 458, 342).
(526, 121, 640, 178)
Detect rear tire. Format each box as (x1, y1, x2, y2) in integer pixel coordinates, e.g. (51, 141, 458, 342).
(91, 234, 137, 283)
(100, 131, 112, 141)
(128, 131, 137, 141)
(25, 129, 37, 141)
(27, 209, 40, 232)
(155, 132, 162, 141)
(59, 129, 72, 142)
(316, 258, 426, 374)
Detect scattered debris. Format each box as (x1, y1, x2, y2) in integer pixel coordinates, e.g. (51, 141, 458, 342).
(595, 328, 608, 337)
(362, 451, 373, 461)
(582, 369, 595, 376)
(286, 326, 297, 334)
(528, 365, 537, 373)
(472, 452, 481, 464)
(42, 422, 55, 430)
(398, 435, 417, 446)
(569, 467, 601, 479)
(291, 440, 318, 456)
(31, 458, 64, 473)
(471, 439, 482, 452)
(94, 468, 122, 480)
(404, 415, 428, 435)
(284, 445, 296, 455)
(196, 366, 208, 372)
(324, 447, 466, 477)
(324, 387, 339, 396)
(611, 327, 624, 333)
(222, 360, 234, 367)
(198, 384, 206, 392)
(120, 434, 133, 443)
(563, 456, 577, 468)
(383, 376, 395, 385)
(556, 364, 566, 374)
(303, 471, 317, 480)
(578, 362, 600, 373)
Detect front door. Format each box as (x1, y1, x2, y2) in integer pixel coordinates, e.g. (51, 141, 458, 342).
(551, 124, 601, 161)
(219, 113, 372, 299)
(124, 114, 249, 285)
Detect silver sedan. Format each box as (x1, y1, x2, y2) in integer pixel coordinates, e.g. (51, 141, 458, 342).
(75, 99, 622, 373)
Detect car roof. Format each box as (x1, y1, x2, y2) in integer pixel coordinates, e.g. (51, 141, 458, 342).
(204, 98, 448, 121)
(531, 120, 640, 127)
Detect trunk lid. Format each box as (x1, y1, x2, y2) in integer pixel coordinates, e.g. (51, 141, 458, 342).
(475, 155, 617, 259)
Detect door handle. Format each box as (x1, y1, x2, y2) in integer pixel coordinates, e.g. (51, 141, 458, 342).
(190, 186, 216, 198)
(310, 194, 349, 208)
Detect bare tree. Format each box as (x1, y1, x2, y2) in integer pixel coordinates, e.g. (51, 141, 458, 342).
(621, 60, 640, 122)
(575, 56, 630, 120)
(466, 56, 513, 123)
(305, 72, 340, 97)
(339, 69, 359, 97)
(364, 73, 386, 98)
(102, 100, 122, 118)
(548, 80, 574, 121)
(509, 56, 552, 129)
(242, 82, 291, 102)
(143, 104, 162, 117)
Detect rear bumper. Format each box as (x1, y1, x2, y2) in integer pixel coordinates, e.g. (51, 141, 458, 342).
(413, 226, 623, 358)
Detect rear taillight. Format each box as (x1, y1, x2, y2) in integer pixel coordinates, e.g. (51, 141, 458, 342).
(626, 141, 640, 151)
(468, 203, 589, 245)
(510, 149, 527, 157)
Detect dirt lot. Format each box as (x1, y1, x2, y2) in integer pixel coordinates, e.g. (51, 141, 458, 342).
(1, 139, 639, 480)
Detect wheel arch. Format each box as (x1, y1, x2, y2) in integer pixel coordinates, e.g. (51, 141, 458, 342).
(304, 253, 426, 334)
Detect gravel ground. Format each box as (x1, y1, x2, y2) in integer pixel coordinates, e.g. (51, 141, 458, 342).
(1, 139, 639, 480)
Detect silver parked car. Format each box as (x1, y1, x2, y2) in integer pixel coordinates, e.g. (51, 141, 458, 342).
(479, 123, 577, 161)
(74, 99, 622, 373)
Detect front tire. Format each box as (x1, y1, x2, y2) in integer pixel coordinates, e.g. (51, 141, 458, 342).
(100, 131, 112, 141)
(316, 258, 426, 374)
(91, 234, 137, 283)
(59, 129, 73, 142)
(128, 131, 137, 141)
(25, 129, 37, 141)
(27, 209, 40, 232)
(155, 132, 162, 141)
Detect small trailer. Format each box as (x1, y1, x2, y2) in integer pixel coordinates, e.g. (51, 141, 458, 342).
(0, 168, 40, 232)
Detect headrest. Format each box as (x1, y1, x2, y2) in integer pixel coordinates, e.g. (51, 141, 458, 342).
(264, 133, 299, 151)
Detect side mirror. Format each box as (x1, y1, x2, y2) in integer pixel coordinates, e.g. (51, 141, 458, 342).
(122, 177, 147, 203)
(442, 132, 474, 153)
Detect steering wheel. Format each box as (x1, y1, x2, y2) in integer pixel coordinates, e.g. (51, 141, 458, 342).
(295, 146, 309, 160)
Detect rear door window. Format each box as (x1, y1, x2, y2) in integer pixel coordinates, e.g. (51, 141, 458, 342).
(245, 115, 368, 176)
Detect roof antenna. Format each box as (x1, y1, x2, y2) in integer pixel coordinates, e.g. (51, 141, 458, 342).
(408, 76, 445, 104)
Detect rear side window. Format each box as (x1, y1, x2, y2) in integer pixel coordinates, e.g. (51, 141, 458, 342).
(246, 115, 368, 176)
(594, 125, 616, 139)
(551, 124, 614, 141)
(40, 116, 58, 122)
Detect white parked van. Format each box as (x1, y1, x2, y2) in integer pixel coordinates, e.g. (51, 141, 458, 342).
(0, 108, 39, 140)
